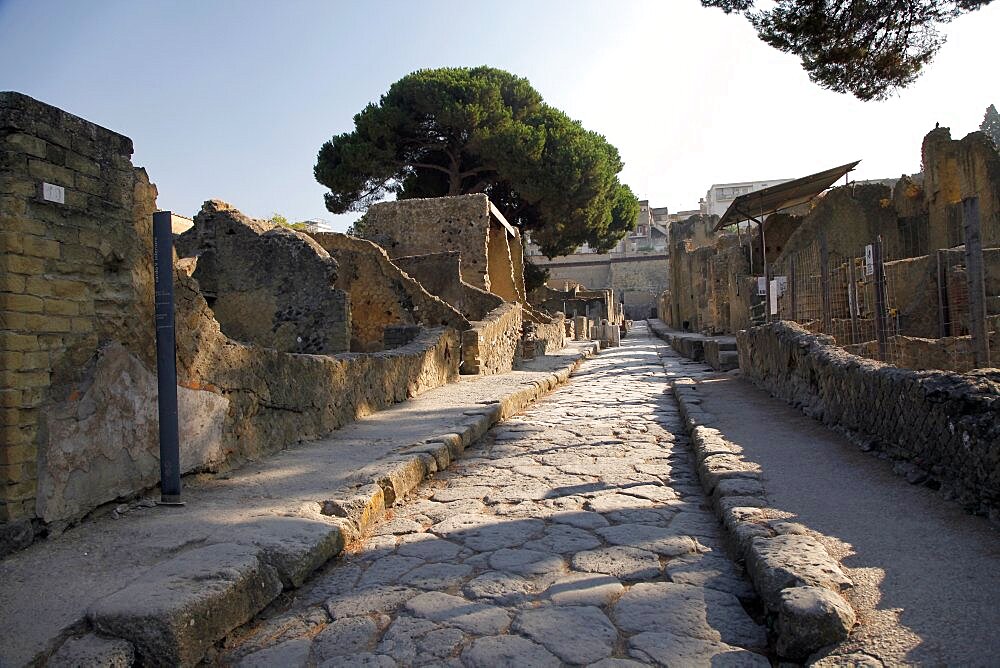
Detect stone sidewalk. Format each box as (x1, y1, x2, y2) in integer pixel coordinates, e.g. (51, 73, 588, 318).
(0, 342, 597, 667)
(662, 347, 1000, 665)
(219, 324, 770, 667)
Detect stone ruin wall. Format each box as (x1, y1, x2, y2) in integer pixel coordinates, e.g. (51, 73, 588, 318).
(0, 93, 460, 549)
(310, 233, 470, 352)
(175, 201, 351, 355)
(392, 251, 504, 322)
(665, 128, 1000, 370)
(362, 194, 564, 372)
(739, 321, 1000, 522)
(363, 195, 494, 291)
(461, 302, 523, 375)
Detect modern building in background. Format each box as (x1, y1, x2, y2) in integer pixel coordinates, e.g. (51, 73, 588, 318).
(699, 179, 793, 218)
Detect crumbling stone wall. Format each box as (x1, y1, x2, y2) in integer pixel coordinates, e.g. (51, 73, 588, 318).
(487, 223, 520, 302)
(461, 303, 523, 375)
(363, 195, 495, 290)
(310, 234, 469, 352)
(922, 128, 1000, 250)
(739, 321, 1000, 521)
(392, 251, 504, 321)
(0, 92, 461, 550)
(0, 91, 159, 539)
(522, 308, 565, 355)
(176, 202, 350, 355)
(666, 219, 754, 334)
(778, 184, 900, 261)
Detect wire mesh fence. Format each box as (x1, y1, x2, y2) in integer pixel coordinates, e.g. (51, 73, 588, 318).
(751, 195, 997, 372)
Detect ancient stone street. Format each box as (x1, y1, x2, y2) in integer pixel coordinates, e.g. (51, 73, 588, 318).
(223, 324, 769, 667)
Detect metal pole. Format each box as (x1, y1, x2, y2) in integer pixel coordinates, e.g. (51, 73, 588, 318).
(153, 211, 183, 505)
(789, 256, 797, 321)
(847, 254, 860, 345)
(936, 249, 950, 339)
(760, 221, 770, 323)
(819, 232, 832, 334)
(872, 236, 889, 362)
(962, 197, 991, 368)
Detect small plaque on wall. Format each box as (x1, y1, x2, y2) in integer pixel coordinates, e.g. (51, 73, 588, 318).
(41, 182, 65, 204)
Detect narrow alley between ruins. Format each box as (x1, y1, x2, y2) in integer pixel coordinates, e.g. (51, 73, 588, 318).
(220, 324, 771, 667)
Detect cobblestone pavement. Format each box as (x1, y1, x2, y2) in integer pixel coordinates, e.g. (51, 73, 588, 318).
(222, 324, 769, 667)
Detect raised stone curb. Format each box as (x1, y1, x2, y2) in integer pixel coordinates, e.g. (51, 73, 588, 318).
(667, 370, 857, 661)
(64, 342, 599, 667)
(648, 319, 738, 371)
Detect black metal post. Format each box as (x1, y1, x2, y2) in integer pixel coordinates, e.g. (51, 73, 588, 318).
(819, 232, 832, 334)
(847, 254, 860, 345)
(153, 211, 183, 505)
(872, 236, 889, 362)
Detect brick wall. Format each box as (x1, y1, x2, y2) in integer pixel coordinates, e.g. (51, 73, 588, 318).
(739, 321, 1000, 521)
(1, 91, 155, 530)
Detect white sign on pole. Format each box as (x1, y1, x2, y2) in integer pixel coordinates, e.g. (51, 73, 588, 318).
(757, 277, 767, 296)
(865, 244, 874, 276)
(769, 279, 779, 315)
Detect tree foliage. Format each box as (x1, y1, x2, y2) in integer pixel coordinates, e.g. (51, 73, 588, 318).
(702, 0, 993, 101)
(982, 104, 1000, 149)
(314, 66, 639, 257)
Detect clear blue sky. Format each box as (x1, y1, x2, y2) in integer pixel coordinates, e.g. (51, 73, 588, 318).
(1, 0, 996, 230)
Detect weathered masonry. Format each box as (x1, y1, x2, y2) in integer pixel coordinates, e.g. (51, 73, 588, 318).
(739, 321, 1000, 522)
(662, 127, 1000, 373)
(0, 93, 575, 553)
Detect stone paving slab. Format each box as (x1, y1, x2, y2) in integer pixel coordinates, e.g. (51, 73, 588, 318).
(0, 342, 596, 667)
(219, 324, 769, 667)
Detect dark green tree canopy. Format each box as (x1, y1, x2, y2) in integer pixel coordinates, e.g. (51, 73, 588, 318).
(702, 0, 993, 101)
(314, 66, 639, 257)
(982, 104, 1000, 149)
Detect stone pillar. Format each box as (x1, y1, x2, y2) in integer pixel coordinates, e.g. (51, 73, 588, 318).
(574, 316, 588, 341)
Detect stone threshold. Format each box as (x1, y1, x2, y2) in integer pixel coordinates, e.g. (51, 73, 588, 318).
(1, 342, 598, 667)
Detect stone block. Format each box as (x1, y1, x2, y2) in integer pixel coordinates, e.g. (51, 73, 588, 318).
(0, 517, 35, 556)
(88, 543, 283, 667)
(2, 132, 47, 158)
(0, 273, 26, 293)
(2, 293, 44, 313)
(48, 633, 135, 668)
(0, 389, 22, 408)
(745, 535, 853, 611)
(27, 158, 75, 186)
(64, 150, 101, 177)
(775, 586, 855, 660)
(227, 515, 349, 588)
(1, 253, 45, 275)
(374, 457, 428, 506)
(320, 483, 386, 534)
(0, 332, 38, 351)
